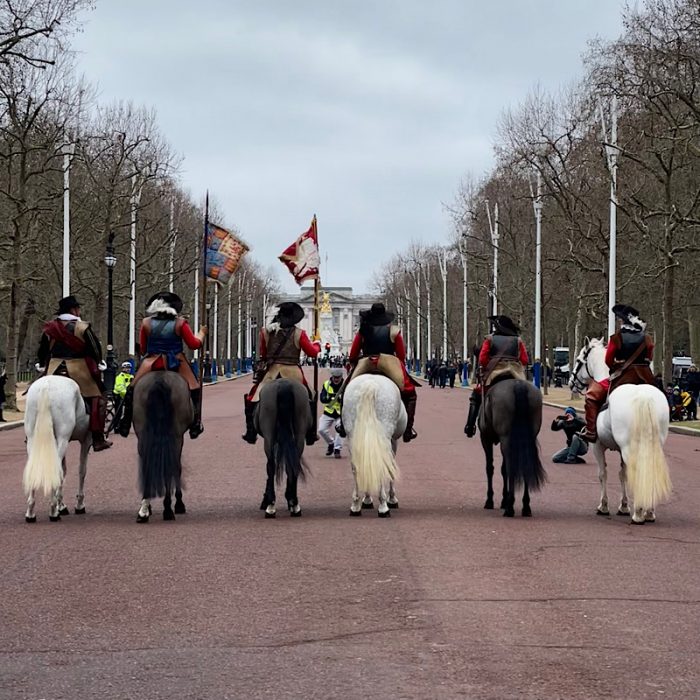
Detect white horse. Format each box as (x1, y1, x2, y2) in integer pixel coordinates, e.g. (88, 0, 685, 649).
(23, 375, 91, 522)
(570, 338, 671, 524)
(342, 374, 407, 517)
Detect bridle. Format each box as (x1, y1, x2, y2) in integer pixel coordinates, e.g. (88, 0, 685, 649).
(570, 344, 594, 394)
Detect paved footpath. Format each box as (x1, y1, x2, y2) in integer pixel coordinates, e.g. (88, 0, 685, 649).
(1, 374, 699, 699)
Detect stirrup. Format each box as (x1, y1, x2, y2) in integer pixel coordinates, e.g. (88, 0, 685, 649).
(578, 428, 597, 444)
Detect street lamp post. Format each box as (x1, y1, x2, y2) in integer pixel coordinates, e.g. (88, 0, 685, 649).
(104, 237, 117, 393)
(460, 234, 469, 386)
(62, 141, 75, 297)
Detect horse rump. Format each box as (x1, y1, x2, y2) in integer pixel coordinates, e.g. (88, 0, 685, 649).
(506, 381, 546, 491)
(139, 376, 180, 499)
(23, 385, 63, 496)
(272, 381, 305, 485)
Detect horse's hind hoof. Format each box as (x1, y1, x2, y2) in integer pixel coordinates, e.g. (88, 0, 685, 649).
(136, 514, 149, 523)
(49, 515, 61, 522)
(378, 510, 391, 518)
(290, 509, 302, 518)
(163, 510, 175, 521)
(502, 511, 514, 518)
(630, 519, 645, 526)
(387, 501, 399, 509)
(25, 516, 36, 523)
(264, 511, 276, 519)
(521, 508, 532, 517)
(349, 509, 362, 516)
(616, 510, 629, 516)
(484, 500, 494, 510)
(74, 507, 86, 515)
(361, 501, 374, 510)
(174, 502, 186, 514)
(58, 506, 70, 517)
(596, 509, 609, 516)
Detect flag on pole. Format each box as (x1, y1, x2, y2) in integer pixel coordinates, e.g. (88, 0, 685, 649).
(205, 223, 249, 285)
(279, 216, 320, 285)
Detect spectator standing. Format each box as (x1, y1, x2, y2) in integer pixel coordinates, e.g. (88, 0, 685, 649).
(447, 362, 457, 388)
(0, 366, 6, 422)
(686, 365, 700, 402)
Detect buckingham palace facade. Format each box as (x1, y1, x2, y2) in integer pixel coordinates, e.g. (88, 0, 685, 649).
(271, 286, 380, 355)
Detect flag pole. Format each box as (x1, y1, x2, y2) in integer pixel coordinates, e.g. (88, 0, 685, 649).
(312, 215, 320, 405)
(198, 192, 209, 401)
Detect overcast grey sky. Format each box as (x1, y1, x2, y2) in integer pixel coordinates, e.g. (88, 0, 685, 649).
(73, 1, 625, 294)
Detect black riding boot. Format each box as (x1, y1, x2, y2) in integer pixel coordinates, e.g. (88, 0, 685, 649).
(189, 388, 203, 439)
(306, 400, 318, 446)
(401, 391, 418, 442)
(464, 391, 481, 437)
(117, 385, 134, 438)
(242, 395, 258, 444)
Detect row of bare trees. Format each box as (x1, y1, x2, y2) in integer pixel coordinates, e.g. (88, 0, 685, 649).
(0, 0, 275, 409)
(373, 0, 700, 383)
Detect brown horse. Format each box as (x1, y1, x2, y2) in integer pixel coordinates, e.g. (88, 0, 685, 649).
(478, 378, 546, 517)
(255, 378, 312, 518)
(132, 371, 193, 522)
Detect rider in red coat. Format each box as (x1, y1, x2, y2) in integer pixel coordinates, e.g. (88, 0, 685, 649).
(464, 315, 529, 437)
(579, 304, 655, 443)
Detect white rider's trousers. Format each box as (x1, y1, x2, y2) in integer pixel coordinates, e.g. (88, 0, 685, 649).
(319, 413, 343, 451)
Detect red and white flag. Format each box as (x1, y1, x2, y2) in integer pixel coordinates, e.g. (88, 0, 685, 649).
(279, 216, 320, 285)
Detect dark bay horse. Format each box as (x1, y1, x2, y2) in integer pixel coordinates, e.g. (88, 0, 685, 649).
(133, 371, 192, 523)
(255, 378, 311, 518)
(479, 377, 546, 517)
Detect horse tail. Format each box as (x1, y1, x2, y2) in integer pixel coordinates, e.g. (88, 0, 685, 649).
(139, 376, 179, 499)
(352, 382, 398, 495)
(627, 393, 671, 511)
(273, 382, 305, 484)
(23, 386, 63, 496)
(507, 381, 546, 491)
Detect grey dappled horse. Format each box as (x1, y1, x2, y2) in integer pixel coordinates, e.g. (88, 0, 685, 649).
(255, 378, 311, 518)
(342, 374, 406, 517)
(23, 375, 92, 522)
(133, 371, 192, 523)
(479, 378, 546, 517)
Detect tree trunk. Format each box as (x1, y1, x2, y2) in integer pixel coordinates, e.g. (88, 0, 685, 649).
(688, 303, 700, 364)
(661, 256, 676, 384)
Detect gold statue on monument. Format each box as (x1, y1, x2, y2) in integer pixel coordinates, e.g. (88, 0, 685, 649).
(320, 291, 332, 314)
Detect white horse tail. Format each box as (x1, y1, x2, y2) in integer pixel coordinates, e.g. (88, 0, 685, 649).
(627, 393, 671, 511)
(352, 382, 398, 495)
(23, 387, 62, 496)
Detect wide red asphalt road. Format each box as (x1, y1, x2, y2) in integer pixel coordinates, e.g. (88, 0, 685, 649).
(1, 372, 699, 699)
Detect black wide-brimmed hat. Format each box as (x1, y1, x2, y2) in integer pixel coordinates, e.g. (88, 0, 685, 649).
(146, 292, 183, 314)
(489, 314, 520, 335)
(56, 296, 81, 314)
(360, 303, 395, 326)
(276, 302, 304, 327)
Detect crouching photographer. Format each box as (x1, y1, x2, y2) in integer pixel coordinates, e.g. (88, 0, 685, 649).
(551, 407, 588, 464)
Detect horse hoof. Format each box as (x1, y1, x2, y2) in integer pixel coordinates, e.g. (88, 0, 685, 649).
(174, 502, 186, 514)
(387, 501, 399, 509)
(522, 508, 532, 517)
(49, 515, 61, 522)
(378, 510, 391, 518)
(74, 507, 86, 515)
(136, 515, 149, 523)
(349, 509, 362, 517)
(502, 511, 514, 518)
(290, 509, 302, 518)
(361, 501, 374, 510)
(163, 510, 176, 521)
(616, 510, 629, 516)
(596, 509, 609, 516)
(264, 511, 276, 519)
(25, 516, 36, 523)
(630, 519, 645, 526)
(58, 506, 70, 516)
(484, 501, 494, 510)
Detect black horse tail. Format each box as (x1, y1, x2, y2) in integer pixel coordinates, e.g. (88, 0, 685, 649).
(507, 381, 546, 491)
(273, 382, 305, 485)
(139, 376, 179, 499)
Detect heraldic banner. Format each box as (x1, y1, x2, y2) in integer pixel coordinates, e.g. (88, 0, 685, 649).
(206, 223, 249, 285)
(278, 215, 320, 285)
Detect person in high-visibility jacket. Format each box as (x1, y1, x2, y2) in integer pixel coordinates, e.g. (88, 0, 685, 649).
(114, 361, 134, 398)
(319, 367, 344, 458)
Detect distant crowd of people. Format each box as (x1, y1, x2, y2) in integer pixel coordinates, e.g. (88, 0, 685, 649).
(658, 364, 699, 421)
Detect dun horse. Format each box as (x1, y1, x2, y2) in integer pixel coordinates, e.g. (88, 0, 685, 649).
(255, 378, 311, 518)
(133, 372, 192, 522)
(478, 378, 546, 517)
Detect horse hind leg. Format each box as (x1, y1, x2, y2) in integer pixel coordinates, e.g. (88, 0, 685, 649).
(483, 439, 495, 510)
(261, 456, 276, 518)
(617, 460, 630, 516)
(349, 463, 362, 516)
(174, 487, 186, 514)
(594, 443, 610, 516)
(521, 484, 532, 517)
(57, 456, 70, 517)
(387, 480, 399, 509)
(163, 492, 175, 521)
(25, 490, 37, 523)
(377, 481, 390, 518)
(285, 476, 302, 517)
(136, 498, 151, 523)
(75, 438, 90, 514)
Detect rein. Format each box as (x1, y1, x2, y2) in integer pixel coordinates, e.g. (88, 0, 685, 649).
(571, 345, 594, 393)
